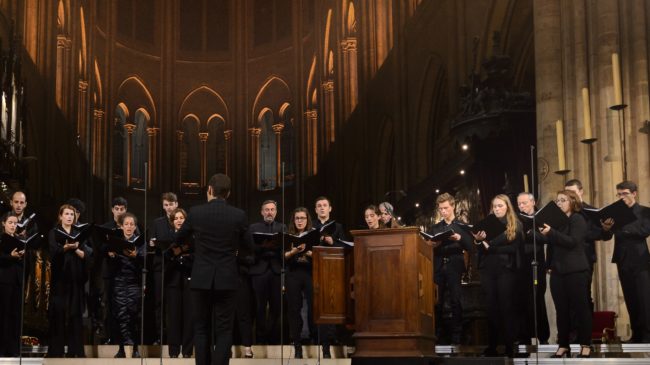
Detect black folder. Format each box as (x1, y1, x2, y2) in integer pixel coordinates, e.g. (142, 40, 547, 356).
(519, 201, 570, 231)
(319, 220, 338, 236)
(252, 232, 282, 247)
(16, 213, 36, 233)
(54, 225, 93, 244)
(106, 234, 143, 253)
(420, 228, 455, 242)
(583, 199, 637, 230)
(283, 229, 320, 251)
(471, 214, 506, 241)
(1, 232, 43, 254)
(149, 238, 177, 252)
(94, 225, 123, 243)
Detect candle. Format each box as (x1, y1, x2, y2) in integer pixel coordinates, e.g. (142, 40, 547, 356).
(523, 174, 529, 193)
(582, 88, 592, 140)
(612, 53, 623, 105)
(556, 120, 566, 170)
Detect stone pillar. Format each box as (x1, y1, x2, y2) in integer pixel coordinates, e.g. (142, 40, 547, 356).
(249, 128, 261, 190)
(322, 81, 335, 145)
(77, 80, 88, 150)
(123, 123, 136, 187)
(304, 110, 318, 175)
(147, 127, 159, 189)
(272, 123, 284, 187)
(55, 35, 66, 112)
(224, 129, 232, 176)
(92, 109, 104, 176)
(341, 37, 358, 118)
(199, 132, 209, 186)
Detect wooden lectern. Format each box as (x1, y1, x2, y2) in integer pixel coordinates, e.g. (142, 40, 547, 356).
(312, 227, 436, 358)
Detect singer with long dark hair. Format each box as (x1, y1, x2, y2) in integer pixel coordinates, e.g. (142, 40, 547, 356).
(166, 208, 194, 358)
(0, 212, 24, 357)
(540, 190, 592, 358)
(473, 194, 522, 357)
(47, 204, 91, 357)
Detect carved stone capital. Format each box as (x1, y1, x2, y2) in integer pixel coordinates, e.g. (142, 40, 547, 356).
(124, 123, 137, 134)
(272, 123, 285, 134)
(224, 129, 233, 141)
(78, 80, 88, 91)
(147, 127, 159, 137)
(341, 37, 357, 51)
(305, 110, 318, 119)
(176, 130, 184, 141)
(322, 80, 334, 92)
(198, 132, 209, 142)
(249, 128, 262, 137)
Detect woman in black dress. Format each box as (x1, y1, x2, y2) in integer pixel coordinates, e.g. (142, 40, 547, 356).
(47, 204, 91, 357)
(0, 212, 24, 357)
(473, 194, 523, 357)
(540, 190, 592, 358)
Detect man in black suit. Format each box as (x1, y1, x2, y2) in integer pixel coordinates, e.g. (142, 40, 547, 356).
(248, 200, 285, 345)
(176, 174, 250, 365)
(516, 192, 550, 345)
(148, 192, 179, 345)
(603, 181, 650, 342)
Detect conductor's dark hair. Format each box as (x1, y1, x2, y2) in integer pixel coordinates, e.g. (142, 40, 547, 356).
(112, 197, 128, 208)
(616, 180, 638, 193)
(565, 179, 583, 190)
(208, 174, 231, 198)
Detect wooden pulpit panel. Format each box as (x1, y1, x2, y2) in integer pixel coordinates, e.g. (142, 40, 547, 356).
(313, 246, 353, 324)
(351, 227, 435, 357)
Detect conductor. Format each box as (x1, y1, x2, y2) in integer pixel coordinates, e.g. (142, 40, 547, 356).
(176, 174, 250, 365)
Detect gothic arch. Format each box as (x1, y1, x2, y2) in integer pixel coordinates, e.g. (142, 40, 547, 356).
(251, 76, 292, 126)
(93, 59, 103, 104)
(323, 9, 333, 75)
(116, 76, 157, 126)
(57, 0, 65, 33)
(306, 55, 317, 108)
(79, 6, 87, 76)
(178, 86, 230, 130)
(414, 55, 447, 169)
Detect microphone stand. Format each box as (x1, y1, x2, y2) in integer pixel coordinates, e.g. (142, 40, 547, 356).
(19, 237, 30, 365)
(159, 245, 164, 365)
(140, 161, 148, 364)
(530, 145, 540, 364)
(280, 162, 286, 365)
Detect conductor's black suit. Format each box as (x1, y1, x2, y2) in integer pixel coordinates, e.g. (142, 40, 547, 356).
(176, 198, 250, 365)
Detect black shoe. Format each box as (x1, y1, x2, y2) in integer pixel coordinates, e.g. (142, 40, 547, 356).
(114, 350, 126, 358)
(169, 353, 179, 358)
(323, 345, 331, 358)
(577, 345, 592, 358)
(182, 354, 192, 358)
(550, 347, 570, 358)
(294, 344, 303, 359)
(132, 350, 141, 358)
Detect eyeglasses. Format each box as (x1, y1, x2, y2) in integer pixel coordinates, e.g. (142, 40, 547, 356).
(555, 198, 568, 204)
(294, 216, 308, 221)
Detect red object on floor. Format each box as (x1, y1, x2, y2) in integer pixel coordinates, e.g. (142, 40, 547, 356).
(592, 311, 617, 343)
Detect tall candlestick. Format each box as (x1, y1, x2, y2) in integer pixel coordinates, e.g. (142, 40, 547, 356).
(582, 88, 592, 140)
(612, 53, 623, 105)
(556, 120, 566, 170)
(523, 174, 529, 193)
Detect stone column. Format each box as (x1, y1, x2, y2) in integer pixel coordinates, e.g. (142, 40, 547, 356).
(77, 80, 88, 151)
(322, 81, 335, 145)
(123, 123, 136, 187)
(92, 109, 104, 176)
(304, 110, 318, 175)
(224, 129, 232, 176)
(199, 132, 209, 186)
(272, 123, 284, 187)
(55, 35, 66, 112)
(147, 127, 159, 189)
(249, 128, 261, 190)
(341, 38, 358, 118)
